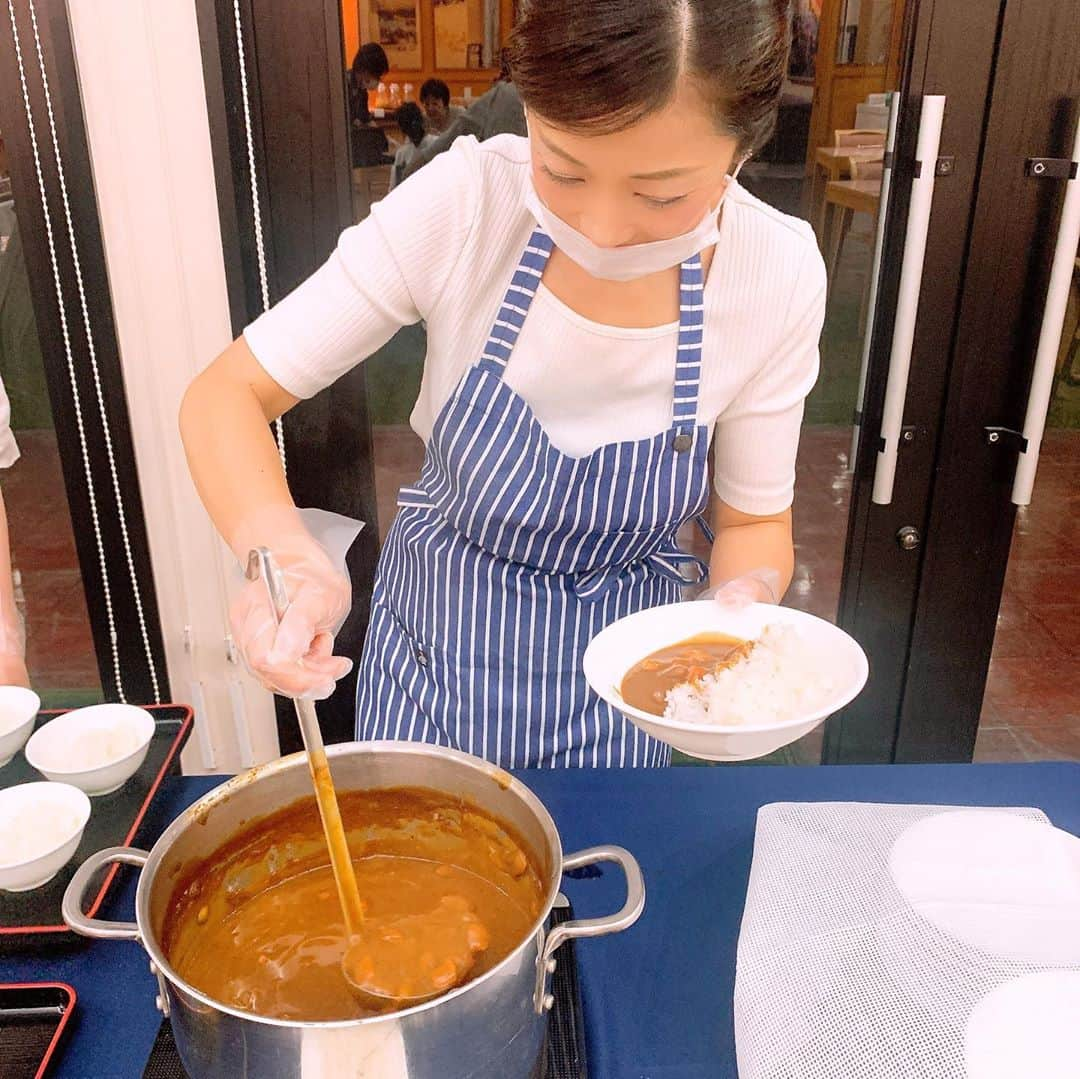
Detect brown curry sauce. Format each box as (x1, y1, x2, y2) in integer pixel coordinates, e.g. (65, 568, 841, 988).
(162, 787, 545, 1021)
(620, 632, 755, 715)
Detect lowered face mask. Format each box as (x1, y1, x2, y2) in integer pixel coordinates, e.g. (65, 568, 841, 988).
(523, 159, 745, 282)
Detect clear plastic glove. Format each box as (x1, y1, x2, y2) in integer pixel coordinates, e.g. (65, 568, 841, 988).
(700, 567, 782, 610)
(228, 508, 357, 701)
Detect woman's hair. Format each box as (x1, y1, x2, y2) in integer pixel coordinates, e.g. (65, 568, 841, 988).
(509, 0, 791, 153)
(352, 42, 389, 83)
(396, 102, 427, 147)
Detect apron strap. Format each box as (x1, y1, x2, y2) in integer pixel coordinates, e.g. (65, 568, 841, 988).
(573, 543, 709, 601)
(672, 253, 705, 435)
(397, 485, 433, 509)
(479, 229, 554, 376)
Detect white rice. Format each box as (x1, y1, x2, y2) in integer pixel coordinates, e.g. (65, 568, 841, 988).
(0, 803, 81, 865)
(662, 623, 835, 727)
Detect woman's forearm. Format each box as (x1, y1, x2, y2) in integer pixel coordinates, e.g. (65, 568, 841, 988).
(708, 501, 794, 603)
(180, 337, 302, 555)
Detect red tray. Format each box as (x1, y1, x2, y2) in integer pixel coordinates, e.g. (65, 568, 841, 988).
(0, 704, 192, 941)
(0, 982, 77, 1078)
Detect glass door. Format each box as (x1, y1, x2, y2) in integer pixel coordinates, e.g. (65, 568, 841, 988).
(888, 0, 1080, 765)
(0, 166, 102, 706)
(0, 0, 167, 708)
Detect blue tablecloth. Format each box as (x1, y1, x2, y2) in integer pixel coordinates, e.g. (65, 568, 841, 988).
(4, 762, 1078, 1078)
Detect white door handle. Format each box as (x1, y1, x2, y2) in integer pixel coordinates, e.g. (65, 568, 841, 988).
(850, 90, 901, 473)
(1011, 111, 1080, 506)
(872, 95, 947, 505)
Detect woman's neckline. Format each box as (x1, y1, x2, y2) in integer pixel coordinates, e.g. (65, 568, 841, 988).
(533, 281, 680, 339)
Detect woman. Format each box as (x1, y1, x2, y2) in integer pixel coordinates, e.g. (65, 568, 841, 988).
(348, 43, 391, 168)
(181, 0, 825, 769)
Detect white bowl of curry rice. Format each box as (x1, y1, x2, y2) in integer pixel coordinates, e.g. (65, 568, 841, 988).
(582, 601, 868, 761)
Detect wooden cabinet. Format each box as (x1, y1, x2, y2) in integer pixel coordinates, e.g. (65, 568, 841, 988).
(805, 0, 907, 173)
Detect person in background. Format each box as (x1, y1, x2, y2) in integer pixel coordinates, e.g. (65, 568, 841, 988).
(403, 76, 525, 181)
(349, 43, 391, 167)
(389, 102, 437, 190)
(419, 79, 465, 135)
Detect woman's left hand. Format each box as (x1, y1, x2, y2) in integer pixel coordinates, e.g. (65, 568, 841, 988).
(701, 566, 782, 610)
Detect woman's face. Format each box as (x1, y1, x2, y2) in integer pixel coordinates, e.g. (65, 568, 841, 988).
(528, 84, 741, 248)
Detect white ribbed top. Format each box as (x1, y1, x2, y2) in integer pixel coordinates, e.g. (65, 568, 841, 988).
(244, 134, 826, 515)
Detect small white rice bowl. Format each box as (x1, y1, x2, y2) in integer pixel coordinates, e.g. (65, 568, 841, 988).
(0, 781, 91, 891)
(583, 602, 868, 761)
(25, 704, 155, 795)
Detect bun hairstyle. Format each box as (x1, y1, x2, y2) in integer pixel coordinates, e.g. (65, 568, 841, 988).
(509, 0, 791, 154)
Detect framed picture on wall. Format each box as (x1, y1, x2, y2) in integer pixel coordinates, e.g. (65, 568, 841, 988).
(370, 1, 422, 69)
(433, 0, 500, 70)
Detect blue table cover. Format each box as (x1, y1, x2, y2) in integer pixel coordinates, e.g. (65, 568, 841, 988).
(3, 762, 1077, 1078)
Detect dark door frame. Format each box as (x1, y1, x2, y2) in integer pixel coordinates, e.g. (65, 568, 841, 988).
(890, 0, 1080, 761)
(0, 0, 168, 705)
(829, 0, 1077, 761)
(196, 0, 381, 748)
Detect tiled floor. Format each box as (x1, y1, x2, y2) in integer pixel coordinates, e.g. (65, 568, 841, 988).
(977, 435, 1080, 762)
(3, 422, 1075, 760)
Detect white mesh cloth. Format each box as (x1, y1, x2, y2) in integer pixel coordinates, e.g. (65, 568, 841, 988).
(734, 802, 1080, 1078)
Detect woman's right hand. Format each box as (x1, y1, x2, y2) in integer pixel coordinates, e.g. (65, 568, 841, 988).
(229, 523, 353, 701)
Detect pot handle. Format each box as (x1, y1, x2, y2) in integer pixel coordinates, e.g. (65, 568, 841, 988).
(534, 845, 645, 1013)
(62, 845, 148, 940)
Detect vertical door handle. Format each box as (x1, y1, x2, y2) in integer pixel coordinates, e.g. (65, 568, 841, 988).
(851, 90, 901, 473)
(1011, 110, 1080, 506)
(872, 95, 947, 506)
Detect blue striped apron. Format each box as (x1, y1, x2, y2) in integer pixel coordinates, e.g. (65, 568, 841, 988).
(355, 228, 712, 768)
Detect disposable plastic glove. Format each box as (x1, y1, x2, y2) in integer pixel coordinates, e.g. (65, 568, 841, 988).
(228, 508, 354, 701)
(700, 567, 782, 610)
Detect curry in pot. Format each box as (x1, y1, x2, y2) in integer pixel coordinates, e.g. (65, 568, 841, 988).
(162, 787, 545, 1021)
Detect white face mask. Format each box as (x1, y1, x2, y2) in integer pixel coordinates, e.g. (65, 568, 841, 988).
(523, 159, 745, 282)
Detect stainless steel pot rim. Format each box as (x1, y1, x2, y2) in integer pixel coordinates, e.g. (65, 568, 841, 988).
(136, 741, 567, 1028)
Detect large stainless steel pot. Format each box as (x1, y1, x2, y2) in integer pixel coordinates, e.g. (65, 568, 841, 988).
(62, 742, 643, 1079)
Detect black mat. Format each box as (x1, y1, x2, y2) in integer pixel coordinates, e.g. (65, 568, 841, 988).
(0, 705, 191, 948)
(143, 901, 587, 1079)
(0, 983, 76, 1079)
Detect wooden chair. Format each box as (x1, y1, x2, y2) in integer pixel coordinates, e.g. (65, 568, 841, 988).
(833, 128, 887, 149)
(352, 165, 393, 222)
(823, 155, 884, 284)
(807, 130, 886, 241)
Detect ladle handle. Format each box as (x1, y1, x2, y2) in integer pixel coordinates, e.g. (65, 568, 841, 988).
(245, 547, 365, 936)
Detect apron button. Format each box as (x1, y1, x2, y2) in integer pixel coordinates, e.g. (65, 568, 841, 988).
(672, 433, 693, 453)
